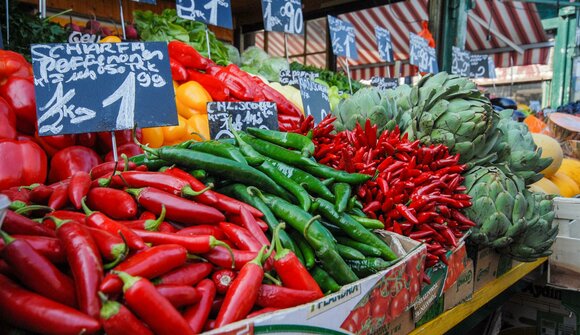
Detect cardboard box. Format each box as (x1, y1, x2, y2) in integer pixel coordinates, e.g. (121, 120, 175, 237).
(371, 310, 415, 335)
(443, 259, 474, 311)
(206, 232, 427, 335)
(467, 245, 500, 291)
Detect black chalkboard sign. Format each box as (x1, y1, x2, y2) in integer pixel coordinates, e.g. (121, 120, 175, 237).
(207, 101, 279, 139)
(375, 26, 393, 63)
(261, 0, 303, 35)
(176, 0, 233, 29)
(409, 32, 438, 74)
(279, 69, 319, 88)
(451, 46, 471, 77)
(298, 77, 330, 125)
(31, 42, 177, 136)
(68, 31, 101, 44)
(469, 54, 496, 79)
(370, 76, 398, 91)
(328, 15, 358, 60)
(131, 0, 157, 4)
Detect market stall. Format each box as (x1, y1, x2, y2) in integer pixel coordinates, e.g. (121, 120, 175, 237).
(0, 1, 579, 335)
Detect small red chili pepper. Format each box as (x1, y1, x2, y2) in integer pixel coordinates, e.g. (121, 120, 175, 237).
(133, 230, 233, 256)
(451, 210, 476, 227)
(256, 284, 321, 309)
(90, 161, 138, 180)
(417, 211, 439, 224)
(118, 205, 166, 231)
(67, 172, 91, 209)
(212, 269, 237, 295)
(177, 224, 226, 240)
(441, 226, 458, 248)
(183, 279, 216, 334)
(395, 204, 419, 225)
(162, 166, 220, 204)
(86, 227, 127, 267)
(409, 230, 433, 240)
(115, 271, 195, 335)
(3, 210, 55, 237)
(48, 181, 69, 210)
(86, 187, 138, 220)
(204, 246, 258, 270)
(100, 292, 154, 335)
(363, 201, 381, 213)
(156, 284, 202, 308)
(155, 262, 213, 287)
(0, 234, 65, 264)
(26, 184, 53, 204)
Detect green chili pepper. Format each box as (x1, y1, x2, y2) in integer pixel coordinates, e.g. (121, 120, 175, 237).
(333, 183, 351, 213)
(346, 196, 362, 212)
(189, 169, 207, 180)
(247, 127, 315, 157)
(288, 230, 315, 269)
(268, 160, 335, 201)
(129, 154, 168, 171)
(310, 266, 341, 293)
(315, 199, 397, 260)
(351, 215, 385, 230)
(337, 244, 366, 260)
(142, 147, 290, 201)
(300, 163, 371, 185)
(218, 184, 298, 255)
(345, 258, 397, 277)
(230, 123, 265, 166)
(335, 237, 383, 258)
(188, 140, 248, 164)
(348, 208, 367, 218)
(257, 162, 310, 211)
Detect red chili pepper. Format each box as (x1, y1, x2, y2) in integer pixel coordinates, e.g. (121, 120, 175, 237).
(441, 226, 458, 248)
(215, 246, 269, 327)
(169, 58, 188, 82)
(451, 209, 476, 227)
(82, 199, 145, 250)
(204, 246, 259, 270)
(126, 187, 225, 225)
(86, 227, 127, 266)
(100, 293, 154, 335)
(133, 230, 232, 255)
(214, 64, 257, 101)
(67, 172, 91, 209)
(48, 217, 103, 319)
(256, 284, 321, 309)
(26, 183, 53, 204)
(90, 161, 138, 180)
(0, 231, 76, 307)
(177, 224, 226, 240)
(214, 192, 264, 217)
(0, 234, 65, 264)
(187, 69, 230, 101)
(183, 279, 216, 333)
(156, 284, 202, 308)
(162, 166, 220, 204)
(155, 262, 213, 287)
(115, 271, 195, 335)
(48, 146, 101, 184)
(119, 206, 167, 231)
(104, 143, 143, 162)
(219, 221, 261, 251)
(212, 269, 237, 295)
(0, 274, 101, 335)
(0, 139, 47, 190)
(87, 187, 138, 220)
(248, 307, 280, 318)
(409, 230, 433, 240)
(168, 41, 210, 71)
(100, 244, 188, 294)
(3, 210, 55, 237)
(47, 181, 69, 210)
(112, 171, 209, 198)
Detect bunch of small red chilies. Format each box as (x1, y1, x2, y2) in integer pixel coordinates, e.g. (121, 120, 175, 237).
(300, 116, 475, 268)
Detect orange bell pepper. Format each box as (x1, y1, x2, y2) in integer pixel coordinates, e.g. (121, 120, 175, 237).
(176, 81, 212, 119)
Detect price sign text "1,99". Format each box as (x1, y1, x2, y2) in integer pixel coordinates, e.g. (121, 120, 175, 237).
(176, 0, 233, 29)
(328, 15, 358, 60)
(262, 0, 303, 35)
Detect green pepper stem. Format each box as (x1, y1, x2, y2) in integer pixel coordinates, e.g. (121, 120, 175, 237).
(80, 197, 95, 216)
(189, 131, 207, 142)
(125, 188, 143, 198)
(303, 215, 321, 236)
(14, 204, 53, 215)
(18, 183, 40, 191)
(0, 230, 15, 244)
(210, 237, 236, 269)
(113, 271, 140, 293)
(182, 184, 213, 197)
(144, 205, 166, 231)
(250, 245, 268, 267)
(45, 216, 71, 229)
(264, 272, 282, 286)
(322, 178, 335, 186)
(121, 154, 129, 172)
(246, 186, 267, 203)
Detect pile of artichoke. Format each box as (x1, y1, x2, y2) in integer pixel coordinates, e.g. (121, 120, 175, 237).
(331, 72, 558, 261)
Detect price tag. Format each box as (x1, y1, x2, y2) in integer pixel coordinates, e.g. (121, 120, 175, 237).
(261, 0, 303, 35)
(451, 47, 471, 77)
(327, 15, 358, 60)
(176, 0, 233, 29)
(299, 77, 330, 125)
(131, 0, 157, 4)
(207, 101, 279, 139)
(375, 26, 393, 63)
(68, 31, 101, 44)
(469, 54, 496, 79)
(31, 42, 177, 136)
(409, 32, 438, 74)
(370, 77, 398, 91)
(279, 69, 319, 88)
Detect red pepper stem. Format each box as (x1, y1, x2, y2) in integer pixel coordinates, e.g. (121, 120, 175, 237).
(113, 270, 141, 293)
(182, 184, 213, 197)
(303, 215, 321, 236)
(144, 205, 166, 231)
(45, 216, 71, 229)
(125, 188, 143, 198)
(81, 197, 95, 216)
(0, 230, 14, 244)
(264, 272, 282, 286)
(14, 204, 53, 215)
(210, 237, 236, 269)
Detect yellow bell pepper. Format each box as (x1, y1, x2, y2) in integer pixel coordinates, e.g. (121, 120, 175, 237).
(176, 81, 212, 119)
(99, 36, 122, 43)
(141, 127, 164, 148)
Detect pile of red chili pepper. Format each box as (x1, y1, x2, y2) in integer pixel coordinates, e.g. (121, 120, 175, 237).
(297, 116, 476, 268)
(0, 161, 324, 335)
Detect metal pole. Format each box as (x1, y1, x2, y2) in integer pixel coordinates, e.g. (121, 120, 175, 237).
(205, 28, 212, 59)
(38, 0, 46, 18)
(345, 57, 353, 94)
(284, 33, 289, 64)
(5, 0, 9, 46)
(119, 0, 126, 40)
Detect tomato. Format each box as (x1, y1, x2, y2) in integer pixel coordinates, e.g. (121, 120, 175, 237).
(341, 304, 370, 334)
(370, 287, 390, 320)
(390, 287, 410, 319)
(407, 275, 421, 302)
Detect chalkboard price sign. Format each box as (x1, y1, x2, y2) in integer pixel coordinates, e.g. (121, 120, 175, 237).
(370, 76, 398, 91)
(131, 0, 157, 4)
(279, 69, 319, 88)
(207, 101, 279, 139)
(31, 42, 177, 136)
(469, 54, 496, 79)
(327, 15, 358, 60)
(451, 46, 471, 77)
(261, 0, 303, 35)
(375, 26, 393, 63)
(176, 0, 233, 29)
(409, 32, 438, 74)
(299, 77, 330, 125)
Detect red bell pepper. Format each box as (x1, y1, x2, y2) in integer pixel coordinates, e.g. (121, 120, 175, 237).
(104, 143, 143, 162)
(77, 132, 97, 148)
(0, 274, 100, 335)
(183, 279, 216, 333)
(100, 293, 153, 335)
(169, 58, 188, 82)
(0, 50, 32, 81)
(34, 133, 77, 157)
(0, 234, 65, 264)
(0, 186, 30, 204)
(154, 262, 213, 286)
(187, 69, 230, 101)
(156, 284, 202, 308)
(0, 76, 36, 134)
(115, 271, 195, 335)
(0, 231, 76, 307)
(214, 64, 262, 101)
(87, 187, 138, 220)
(48, 146, 101, 183)
(96, 129, 142, 154)
(168, 41, 211, 71)
(256, 284, 321, 309)
(252, 77, 302, 118)
(0, 97, 16, 139)
(0, 139, 47, 190)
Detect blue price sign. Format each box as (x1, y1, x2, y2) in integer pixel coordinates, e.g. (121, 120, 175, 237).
(451, 46, 471, 77)
(31, 42, 177, 136)
(370, 77, 398, 91)
(327, 15, 358, 60)
(375, 26, 393, 63)
(298, 77, 330, 125)
(131, 0, 157, 4)
(469, 54, 496, 79)
(261, 0, 303, 35)
(409, 33, 438, 74)
(176, 0, 233, 29)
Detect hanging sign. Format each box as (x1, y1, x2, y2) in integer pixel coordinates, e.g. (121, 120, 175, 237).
(327, 15, 358, 60)
(279, 69, 319, 88)
(451, 46, 471, 77)
(207, 101, 279, 139)
(131, 0, 157, 4)
(176, 0, 233, 29)
(469, 54, 496, 79)
(409, 32, 438, 74)
(31, 42, 177, 136)
(370, 76, 398, 91)
(261, 0, 303, 35)
(375, 26, 393, 63)
(299, 77, 330, 125)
